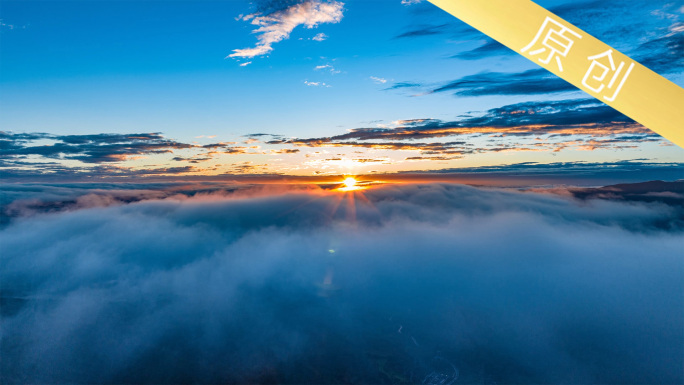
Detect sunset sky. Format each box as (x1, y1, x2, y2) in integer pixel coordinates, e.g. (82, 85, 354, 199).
(2, 2, 684, 383)
(2, 0, 683, 181)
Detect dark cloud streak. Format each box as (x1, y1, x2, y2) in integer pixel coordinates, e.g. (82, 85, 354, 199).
(274, 99, 658, 157)
(430, 69, 577, 96)
(0, 132, 195, 163)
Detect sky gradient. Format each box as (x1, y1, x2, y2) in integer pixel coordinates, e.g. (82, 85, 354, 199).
(1, 0, 683, 181)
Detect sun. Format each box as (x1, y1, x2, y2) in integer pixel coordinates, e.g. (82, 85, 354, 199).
(343, 177, 357, 189)
(337, 176, 364, 192)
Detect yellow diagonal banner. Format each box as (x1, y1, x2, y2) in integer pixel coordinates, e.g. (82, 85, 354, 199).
(427, 0, 684, 149)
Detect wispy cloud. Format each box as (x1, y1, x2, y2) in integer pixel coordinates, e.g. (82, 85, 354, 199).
(370, 76, 387, 84)
(0, 20, 15, 29)
(395, 23, 449, 38)
(385, 69, 578, 98)
(384, 81, 421, 90)
(311, 32, 328, 41)
(229, 0, 344, 59)
(452, 39, 512, 60)
(172, 152, 224, 164)
(0, 19, 27, 30)
(430, 69, 577, 96)
(304, 80, 330, 87)
(314, 64, 340, 74)
(635, 21, 684, 74)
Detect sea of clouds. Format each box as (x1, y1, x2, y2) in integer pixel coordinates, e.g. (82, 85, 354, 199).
(1, 182, 682, 384)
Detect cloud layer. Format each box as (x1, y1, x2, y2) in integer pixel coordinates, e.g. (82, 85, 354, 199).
(1, 182, 682, 383)
(0, 131, 264, 179)
(271, 98, 663, 159)
(5, 96, 671, 180)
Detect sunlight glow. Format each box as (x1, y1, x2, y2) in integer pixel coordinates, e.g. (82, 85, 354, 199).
(337, 176, 365, 192)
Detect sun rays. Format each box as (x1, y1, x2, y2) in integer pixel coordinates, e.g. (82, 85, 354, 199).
(337, 176, 367, 192)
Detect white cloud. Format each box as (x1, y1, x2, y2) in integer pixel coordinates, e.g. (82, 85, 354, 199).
(314, 64, 340, 74)
(0, 20, 16, 29)
(229, 0, 344, 59)
(312, 32, 328, 41)
(401, 0, 422, 5)
(370, 76, 387, 84)
(239, 61, 252, 67)
(304, 80, 331, 87)
(666, 21, 684, 36)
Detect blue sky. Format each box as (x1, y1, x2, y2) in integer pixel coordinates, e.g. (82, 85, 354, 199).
(1, 0, 683, 179)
